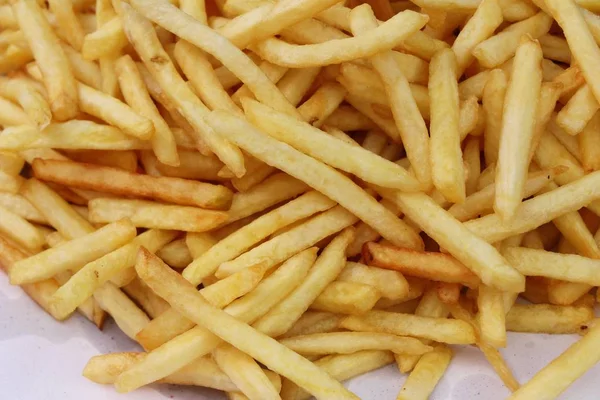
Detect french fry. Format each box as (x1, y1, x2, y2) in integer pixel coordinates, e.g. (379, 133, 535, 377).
(20, 179, 94, 239)
(506, 303, 594, 334)
(464, 170, 600, 243)
(337, 262, 409, 301)
(120, 3, 245, 175)
(88, 198, 228, 232)
(539, 33, 571, 63)
(280, 311, 344, 339)
(322, 105, 376, 131)
(341, 310, 476, 345)
(0, 121, 148, 151)
(464, 137, 481, 196)
(0, 204, 45, 252)
(93, 282, 150, 339)
(494, 38, 543, 221)
(208, 110, 423, 252)
(452, 0, 504, 75)
(115, 55, 179, 166)
(137, 262, 271, 351)
(0, 169, 23, 193)
(13, 0, 78, 120)
(0, 75, 51, 128)
(350, 6, 431, 188)
(396, 345, 453, 400)
(121, 249, 358, 399)
(157, 238, 192, 268)
(0, 94, 33, 126)
(0, 192, 46, 224)
(448, 168, 561, 222)
(182, 191, 334, 284)
(550, 120, 581, 161)
(376, 190, 525, 292)
(287, 350, 395, 400)
(280, 331, 432, 356)
(556, 85, 599, 136)
(252, 9, 428, 67)
(545, 0, 600, 106)
(0, 150, 23, 176)
(297, 81, 346, 127)
(244, 99, 421, 191)
(579, 112, 600, 171)
(429, 48, 465, 203)
(213, 343, 280, 400)
(81, 17, 127, 60)
(179, 0, 207, 24)
(33, 159, 232, 209)
(9, 219, 136, 285)
(508, 321, 600, 400)
(84, 352, 280, 391)
(310, 281, 381, 315)
(129, 0, 299, 118)
(478, 285, 507, 348)
(252, 228, 353, 337)
(363, 242, 480, 287)
(472, 12, 552, 68)
(64, 150, 137, 172)
(49, 229, 177, 319)
(437, 282, 461, 305)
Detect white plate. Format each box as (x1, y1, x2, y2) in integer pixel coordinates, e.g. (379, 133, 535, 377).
(1, 272, 598, 400)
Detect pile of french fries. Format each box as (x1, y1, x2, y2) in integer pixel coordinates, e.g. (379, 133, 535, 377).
(2, 0, 600, 398)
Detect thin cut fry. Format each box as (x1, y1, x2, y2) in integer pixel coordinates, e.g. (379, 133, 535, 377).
(13, 0, 78, 120)
(310, 280, 381, 315)
(505, 303, 593, 334)
(396, 345, 453, 400)
(337, 262, 409, 301)
(0, 204, 45, 252)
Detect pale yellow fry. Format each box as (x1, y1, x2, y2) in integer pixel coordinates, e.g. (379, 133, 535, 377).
(377, 190, 525, 292)
(452, 0, 504, 74)
(311, 281, 381, 315)
(556, 84, 599, 136)
(0, 192, 45, 224)
(341, 310, 476, 345)
(464, 170, 600, 243)
(122, 276, 170, 318)
(252, 228, 353, 337)
(174, 41, 241, 116)
(137, 263, 269, 351)
(78, 82, 154, 140)
(0, 169, 23, 193)
(0, 150, 23, 176)
(180, 0, 207, 24)
(494, 38, 543, 221)
(297, 81, 346, 127)
(48, 0, 85, 50)
(207, 110, 423, 252)
(0, 75, 51, 128)
(252, 10, 429, 67)
(338, 262, 409, 301)
(505, 303, 594, 334)
(89, 198, 228, 232)
(508, 321, 600, 400)
(503, 247, 600, 285)
(182, 191, 335, 285)
(0, 121, 147, 151)
(82, 17, 128, 60)
(448, 168, 561, 222)
(157, 238, 192, 269)
(396, 345, 453, 400)
(120, 3, 245, 176)
(9, 219, 136, 285)
(281, 312, 344, 339)
(115, 54, 179, 166)
(129, 0, 300, 118)
(530, 83, 563, 162)
(0, 95, 33, 126)
(20, 178, 94, 239)
(429, 48, 464, 203)
(472, 11, 552, 68)
(277, 67, 321, 106)
(409, 0, 481, 10)
(124, 249, 359, 399)
(549, 119, 582, 161)
(0, 204, 44, 252)
(291, 350, 395, 400)
(50, 229, 177, 319)
(478, 285, 507, 348)
(244, 99, 421, 191)
(545, 0, 600, 105)
(93, 282, 150, 340)
(350, 5, 431, 189)
(579, 112, 600, 171)
(13, 0, 78, 120)
(213, 343, 280, 400)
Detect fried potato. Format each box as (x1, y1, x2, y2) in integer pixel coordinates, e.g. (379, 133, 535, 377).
(310, 281, 381, 315)
(363, 242, 480, 287)
(9, 219, 136, 285)
(396, 345, 453, 400)
(337, 262, 409, 301)
(33, 159, 232, 209)
(13, 0, 78, 120)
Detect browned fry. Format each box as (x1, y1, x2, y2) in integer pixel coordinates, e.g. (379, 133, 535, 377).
(363, 242, 480, 288)
(32, 158, 233, 210)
